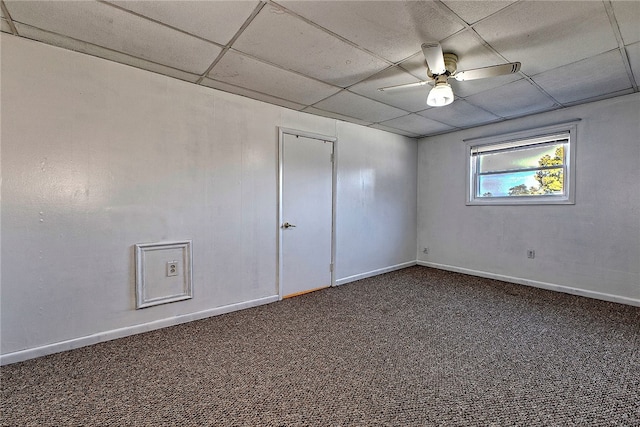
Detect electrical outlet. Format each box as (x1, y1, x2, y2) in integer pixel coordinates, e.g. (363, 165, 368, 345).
(167, 261, 179, 277)
(527, 250, 535, 259)
(423, 247, 429, 254)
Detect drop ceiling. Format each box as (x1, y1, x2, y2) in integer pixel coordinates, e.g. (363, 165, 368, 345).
(1, 1, 638, 138)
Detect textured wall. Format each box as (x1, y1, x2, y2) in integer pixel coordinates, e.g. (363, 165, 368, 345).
(417, 93, 640, 303)
(0, 34, 418, 360)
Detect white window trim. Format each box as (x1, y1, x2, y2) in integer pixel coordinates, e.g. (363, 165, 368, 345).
(465, 120, 580, 206)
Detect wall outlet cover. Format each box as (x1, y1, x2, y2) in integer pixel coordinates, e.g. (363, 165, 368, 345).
(167, 261, 179, 277)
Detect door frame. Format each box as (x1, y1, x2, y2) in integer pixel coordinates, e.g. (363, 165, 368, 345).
(277, 127, 337, 300)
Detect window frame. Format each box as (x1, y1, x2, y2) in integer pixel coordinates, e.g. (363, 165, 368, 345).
(465, 120, 579, 206)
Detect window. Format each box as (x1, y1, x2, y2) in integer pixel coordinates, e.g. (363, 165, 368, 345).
(465, 121, 578, 205)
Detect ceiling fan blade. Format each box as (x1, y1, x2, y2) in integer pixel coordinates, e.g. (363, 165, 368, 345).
(377, 80, 430, 92)
(421, 42, 446, 75)
(453, 62, 521, 81)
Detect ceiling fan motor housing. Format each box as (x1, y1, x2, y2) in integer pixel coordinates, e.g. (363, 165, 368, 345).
(443, 53, 458, 75)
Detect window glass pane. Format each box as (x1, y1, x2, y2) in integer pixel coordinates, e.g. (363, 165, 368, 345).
(478, 168, 564, 197)
(535, 168, 564, 194)
(478, 171, 539, 197)
(478, 143, 563, 173)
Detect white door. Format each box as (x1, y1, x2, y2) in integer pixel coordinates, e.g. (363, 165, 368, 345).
(280, 132, 334, 298)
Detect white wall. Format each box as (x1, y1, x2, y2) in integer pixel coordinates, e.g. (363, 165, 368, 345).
(417, 93, 640, 305)
(0, 34, 418, 363)
(336, 123, 417, 284)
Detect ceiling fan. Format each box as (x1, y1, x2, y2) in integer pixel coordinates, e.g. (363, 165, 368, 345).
(378, 42, 521, 107)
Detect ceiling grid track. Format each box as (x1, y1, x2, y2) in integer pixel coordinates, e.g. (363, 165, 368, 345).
(0, 0, 18, 35)
(199, 77, 308, 111)
(269, 0, 395, 69)
(465, 28, 565, 108)
(7, 23, 201, 82)
(435, 0, 565, 110)
(196, 1, 268, 85)
(98, 1, 225, 47)
(212, 48, 343, 91)
(261, 1, 415, 119)
(602, 0, 638, 92)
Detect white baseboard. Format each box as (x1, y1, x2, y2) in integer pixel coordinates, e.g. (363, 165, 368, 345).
(5, 262, 636, 365)
(335, 261, 417, 286)
(1, 295, 279, 366)
(417, 261, 640, 307)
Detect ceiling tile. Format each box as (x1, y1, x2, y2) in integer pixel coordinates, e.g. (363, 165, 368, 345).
(349, 66, 432, 112)
(418, 99, 501, 128)
(626, 42, 640, 83)
(202, 78, 305, 111)
(313, 90, 408, 123)
(278, 0, 463, 63)
(442, 1, 517, 25)
(208, 51, 340, 105)
(451, 74, 523, 99)
(378, 114, 455, 136)
(533, 50, 632, 105)
(232, 4, 389, 87)
(398, 51, 430, 80)
(107, 1, 260, 45)
(14, 23, 201, 83)
(465, 79, 557, 118)
(441, 30, 512, 73)
(302, 107, 373, 127)
(611, 1, 640, 45)
(474, 1, 618, 75)
(5, 0, 221, 74)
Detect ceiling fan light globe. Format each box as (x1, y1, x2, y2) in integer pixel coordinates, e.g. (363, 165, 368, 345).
(427, 83, 454, 107)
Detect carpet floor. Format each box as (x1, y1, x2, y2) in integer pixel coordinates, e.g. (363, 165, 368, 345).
(1, 266, 639, 426)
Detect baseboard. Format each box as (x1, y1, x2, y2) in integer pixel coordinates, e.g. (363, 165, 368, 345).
(335, 261, 417, 286)
(6, 262, 635, 365)
(0, 295, 279, 366)
(417, 261, 640, 307)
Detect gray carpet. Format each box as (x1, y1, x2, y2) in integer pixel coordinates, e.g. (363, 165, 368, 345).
(2, 266, 639, 426)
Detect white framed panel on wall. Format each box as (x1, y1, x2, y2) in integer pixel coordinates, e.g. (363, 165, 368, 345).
(135, 240, 193, 309)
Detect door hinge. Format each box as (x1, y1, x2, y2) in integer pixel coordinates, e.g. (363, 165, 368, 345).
(330, 153, 334, 163)
(330, 263, 334, 272)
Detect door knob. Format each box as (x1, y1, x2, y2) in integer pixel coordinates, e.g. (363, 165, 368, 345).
(283, 222, 296, 229)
